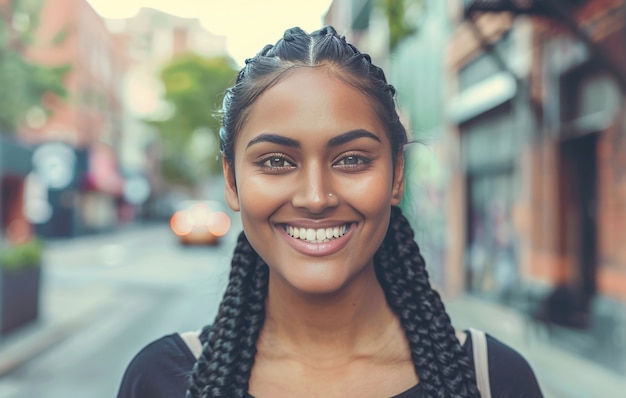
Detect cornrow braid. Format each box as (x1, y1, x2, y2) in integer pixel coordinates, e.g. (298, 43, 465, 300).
(219, 26, 407, 171)
(374, 206, 480, 397)
(186, 232, 268, 397)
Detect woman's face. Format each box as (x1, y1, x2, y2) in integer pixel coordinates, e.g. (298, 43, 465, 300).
(224, 68, 404, 295)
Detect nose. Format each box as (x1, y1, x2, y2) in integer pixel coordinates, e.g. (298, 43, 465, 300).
(291, 162, 339, 213)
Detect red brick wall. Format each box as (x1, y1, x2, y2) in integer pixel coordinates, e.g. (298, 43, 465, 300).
(448, 0, 626, 300)
(528, 0, 626, 300)
(596, 109, 626, 299)
(19, 0, 126, 149)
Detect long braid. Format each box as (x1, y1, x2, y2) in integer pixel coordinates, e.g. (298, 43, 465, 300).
(186, 232, 268, 397)
(375, 206, 480, 397)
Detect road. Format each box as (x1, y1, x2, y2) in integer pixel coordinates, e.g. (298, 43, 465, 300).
(0, 222, 239, 398)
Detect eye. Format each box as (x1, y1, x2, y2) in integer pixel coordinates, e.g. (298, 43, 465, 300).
(257, 154, 295, 171)
(334, 154, 370, 169)
(341, 155, 362, 165)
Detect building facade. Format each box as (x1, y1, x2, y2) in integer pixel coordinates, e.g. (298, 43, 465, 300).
(13, 0, 127, 237)
(449, 0, 626, 370)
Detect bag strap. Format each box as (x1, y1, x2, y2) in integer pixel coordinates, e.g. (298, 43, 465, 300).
(179, 329, 203, 359)
(469, 328, 491, 398)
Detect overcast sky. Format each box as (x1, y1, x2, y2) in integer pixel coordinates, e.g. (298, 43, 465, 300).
(86, 0, 334, 65)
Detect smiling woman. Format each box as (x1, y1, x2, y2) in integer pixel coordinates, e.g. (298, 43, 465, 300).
(116, 26, 543, 398)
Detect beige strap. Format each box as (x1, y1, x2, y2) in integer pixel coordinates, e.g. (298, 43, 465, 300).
(179, 330, 203, 359)
(469, 328, 491, 398)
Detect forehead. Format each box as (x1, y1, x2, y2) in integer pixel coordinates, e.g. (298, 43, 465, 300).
(236, 68, 388, 148)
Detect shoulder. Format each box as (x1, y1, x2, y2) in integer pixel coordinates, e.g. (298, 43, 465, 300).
(466, 331, 543, 397)
(116, 333, 197, 398)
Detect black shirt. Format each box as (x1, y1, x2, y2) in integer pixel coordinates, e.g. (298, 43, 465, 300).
(117, 330, 543, 397)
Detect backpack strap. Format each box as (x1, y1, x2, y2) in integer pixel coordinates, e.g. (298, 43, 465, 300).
(179, 329, 203, 359)
(469, 328, 492, 398)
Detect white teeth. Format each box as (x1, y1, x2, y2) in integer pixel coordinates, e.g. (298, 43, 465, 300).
(285, 224, 350, 243)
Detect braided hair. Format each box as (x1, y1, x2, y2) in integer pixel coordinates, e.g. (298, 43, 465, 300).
(187, 26, 480, 397)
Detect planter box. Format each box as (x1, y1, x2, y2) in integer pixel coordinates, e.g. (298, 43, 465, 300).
(1, 266, 41, 335)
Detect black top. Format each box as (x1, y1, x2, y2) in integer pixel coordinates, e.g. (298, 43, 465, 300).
(117, 330, 543, 398)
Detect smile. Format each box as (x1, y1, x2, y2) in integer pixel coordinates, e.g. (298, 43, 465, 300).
(283, 224, 350, 243)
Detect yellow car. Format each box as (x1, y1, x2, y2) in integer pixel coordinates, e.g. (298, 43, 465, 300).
(169, 200, 231, 245)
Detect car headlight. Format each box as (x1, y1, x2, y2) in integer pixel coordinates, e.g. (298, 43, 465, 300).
(208, 211, 231, 237)
(170, 210, 193, 236)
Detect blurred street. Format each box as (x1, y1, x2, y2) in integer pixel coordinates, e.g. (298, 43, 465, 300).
(0, 222, 239, 398)
(0, 221, 623, 397)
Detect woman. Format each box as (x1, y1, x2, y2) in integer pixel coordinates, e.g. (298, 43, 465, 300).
(117, 26, 542, 398)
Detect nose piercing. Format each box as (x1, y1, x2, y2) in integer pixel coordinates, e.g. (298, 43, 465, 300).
(328, 193, 334, 197)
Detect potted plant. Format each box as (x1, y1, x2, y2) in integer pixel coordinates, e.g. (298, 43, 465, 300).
(0, 237, 44, 335)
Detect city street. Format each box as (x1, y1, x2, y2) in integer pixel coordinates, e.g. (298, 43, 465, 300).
(0, 221, 239, 398)
(1, 221, 625, 398)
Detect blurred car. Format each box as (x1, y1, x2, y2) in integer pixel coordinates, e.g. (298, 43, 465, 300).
(169, 200, 231, 245)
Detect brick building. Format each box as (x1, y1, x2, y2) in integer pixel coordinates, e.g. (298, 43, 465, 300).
(12, 0, 127, 236)
(449, 0, 626, 369)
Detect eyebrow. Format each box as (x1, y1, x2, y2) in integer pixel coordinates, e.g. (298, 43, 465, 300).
(246, 129, 381, 149)
(247, 134, 299, 149)
(327, 129, 381, 147)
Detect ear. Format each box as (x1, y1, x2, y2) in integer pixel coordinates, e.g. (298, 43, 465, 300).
(223, 158, 240, 212)
(391, 154, 405, 206)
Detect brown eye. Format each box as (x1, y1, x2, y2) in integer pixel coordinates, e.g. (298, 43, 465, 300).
(342, 155, 361, 165)
(336, 155, 366, 167)
(267, 157, 285, 167)
(259, 155, 295, 170)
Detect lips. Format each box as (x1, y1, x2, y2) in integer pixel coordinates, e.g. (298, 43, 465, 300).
(277, 223, 354, 257)
(283, 224, 350, 243)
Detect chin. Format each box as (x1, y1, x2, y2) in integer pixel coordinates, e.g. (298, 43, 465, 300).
(272, 261, 370, 298)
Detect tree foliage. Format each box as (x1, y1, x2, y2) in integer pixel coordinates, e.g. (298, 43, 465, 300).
(0, 0, 70, 133)
(379, 0, 425, 51)
(149, 53, 238, 186)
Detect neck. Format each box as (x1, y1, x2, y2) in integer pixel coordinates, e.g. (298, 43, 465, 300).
(260, 265, 399, 358)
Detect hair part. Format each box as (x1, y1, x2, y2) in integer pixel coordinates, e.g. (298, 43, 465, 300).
(219, 26, 408, 173)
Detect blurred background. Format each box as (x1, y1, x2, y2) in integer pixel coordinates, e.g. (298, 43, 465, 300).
(0, 0, 625, 397)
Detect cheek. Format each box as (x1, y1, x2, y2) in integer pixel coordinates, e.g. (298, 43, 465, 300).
(236, 172, 287, 219)
(340, 171, 394, 212)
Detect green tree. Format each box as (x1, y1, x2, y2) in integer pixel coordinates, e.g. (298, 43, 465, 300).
(0, 0, 70, 133)
(149, 53, 238, 186)
(379, 0, 425, 51)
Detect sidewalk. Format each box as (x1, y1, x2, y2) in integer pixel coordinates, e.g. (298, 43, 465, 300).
(0, 279, 115, 376)
(0, 221, 208, 378)
(444, 294, 626, 398)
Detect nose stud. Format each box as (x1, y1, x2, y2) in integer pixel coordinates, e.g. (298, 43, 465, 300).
(328, 193, 334, 197)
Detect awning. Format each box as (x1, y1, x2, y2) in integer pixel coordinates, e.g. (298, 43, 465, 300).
(449, 72, 517, 124)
